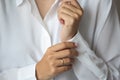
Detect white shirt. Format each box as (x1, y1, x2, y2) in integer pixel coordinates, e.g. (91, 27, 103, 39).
(0, 0, 120, 80)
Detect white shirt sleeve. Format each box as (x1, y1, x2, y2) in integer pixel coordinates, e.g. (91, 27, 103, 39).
(69, 32, 108, 80)
(69, 0, 120, 80)
(0, 64, 37, 80)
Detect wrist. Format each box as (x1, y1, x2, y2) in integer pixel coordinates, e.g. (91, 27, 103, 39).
(61, 31, 77, 41)
(35, 63, 41, 80)
(35, 63, 51, 80)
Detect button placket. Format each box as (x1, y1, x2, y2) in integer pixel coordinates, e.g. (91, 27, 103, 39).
(42, 32, 52, 53)
(27, 0, 52, 54)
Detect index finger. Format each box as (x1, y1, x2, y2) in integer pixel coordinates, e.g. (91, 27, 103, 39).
(61, 0, 82, 9)
(49, 42, 77, 52)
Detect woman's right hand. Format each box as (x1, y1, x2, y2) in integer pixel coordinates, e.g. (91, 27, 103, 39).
(36, 42, 78, 80)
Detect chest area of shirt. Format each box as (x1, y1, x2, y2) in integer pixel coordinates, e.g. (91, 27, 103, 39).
(0, 4, 62, 59)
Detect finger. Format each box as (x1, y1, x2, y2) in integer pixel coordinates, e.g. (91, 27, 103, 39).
(71, 0, 82, 9)
(48, 42, 77, 52)
(60, 2, 83, 16)
(58, 4, 72, 25)
(56, 65, 72, 74)
(55, 49, 78, 59)
(59, 5, 80, 19)
(61, 0, 82, 9)
(58, 3, 73, 22)
(58, 11, 74, 25)
(56, 58, 74, 67)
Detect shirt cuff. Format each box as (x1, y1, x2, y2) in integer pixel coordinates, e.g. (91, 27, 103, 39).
(18, 64, 37, 80)
(68, 31, 108, 80)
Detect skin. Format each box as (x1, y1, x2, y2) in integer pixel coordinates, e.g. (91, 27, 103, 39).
(36, 42, 78, 80)
(35, 0, 55, 19)
(35, 0, 83, 80)
(58, 0, 83, 41)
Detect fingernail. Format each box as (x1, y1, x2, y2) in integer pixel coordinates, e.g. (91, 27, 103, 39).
(60, 19, 65, 24)
(74, 43, 78, 47)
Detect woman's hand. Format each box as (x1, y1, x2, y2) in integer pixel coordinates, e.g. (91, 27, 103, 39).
(58, 0, 83, 41)
(36, 42, 78, 80)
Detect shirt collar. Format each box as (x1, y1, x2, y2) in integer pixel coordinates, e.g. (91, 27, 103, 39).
(16, 0, 24, 6)
(79, 0, 87, 9)
(15, 0, 86, 7)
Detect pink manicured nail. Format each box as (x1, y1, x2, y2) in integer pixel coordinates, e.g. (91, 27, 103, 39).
(60, 19, 65, 24)
(74, 43, 78, 47)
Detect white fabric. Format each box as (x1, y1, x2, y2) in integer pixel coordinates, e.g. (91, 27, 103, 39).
(0, 0, 120, 80)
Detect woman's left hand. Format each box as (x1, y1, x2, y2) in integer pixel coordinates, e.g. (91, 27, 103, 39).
(58, 0, 83, 41)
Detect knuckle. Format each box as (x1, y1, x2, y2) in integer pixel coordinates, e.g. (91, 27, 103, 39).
(74, 13, 79, 19)
(51, 68, 56, 75)
(47, 54, 54, 60)
(49, 61, 54, 66)
(78, 10, 84, 16)
(62, 3, 66, 7)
